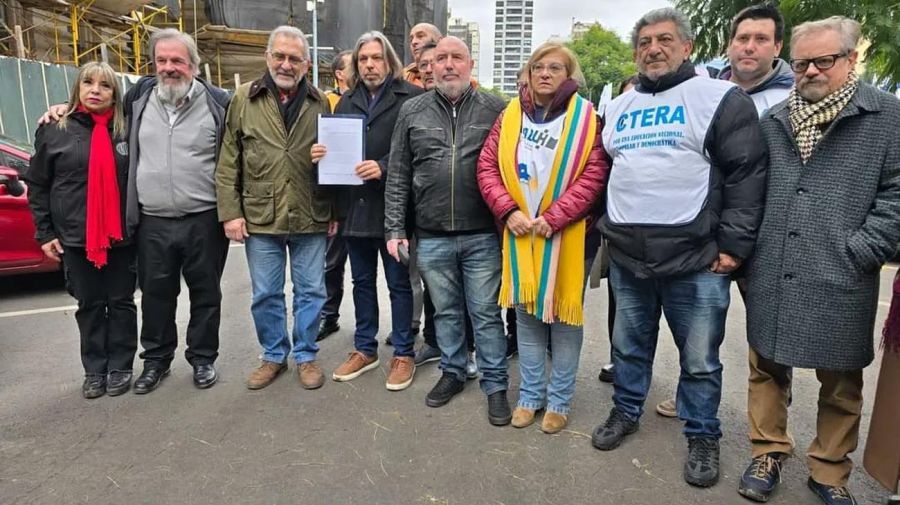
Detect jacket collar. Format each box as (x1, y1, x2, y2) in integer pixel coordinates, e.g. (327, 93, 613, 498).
(636, 60, 696, 94)
(518, 79, 579, 122)
(347, 78, 410, 124)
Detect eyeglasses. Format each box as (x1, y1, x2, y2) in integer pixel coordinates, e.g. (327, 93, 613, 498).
(531, 63, 566, 75)
(789, 52, 848, 73)
(268, 51, 306, 66)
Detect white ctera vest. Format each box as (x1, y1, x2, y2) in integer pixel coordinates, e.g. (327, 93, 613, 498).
(602, 77, 737, 226)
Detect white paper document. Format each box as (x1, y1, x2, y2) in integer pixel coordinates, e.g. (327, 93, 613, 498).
(317, 114, 364, 185)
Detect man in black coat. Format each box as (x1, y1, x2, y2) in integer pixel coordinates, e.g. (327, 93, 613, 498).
(311, 31, 423, 392)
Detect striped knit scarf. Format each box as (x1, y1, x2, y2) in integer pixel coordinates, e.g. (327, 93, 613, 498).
(788, 71, 858, 163)
(496, 94, 597, 325)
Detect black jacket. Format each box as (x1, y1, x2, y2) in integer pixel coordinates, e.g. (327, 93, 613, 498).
(25, 112, 130, 247)
(334, 78, 423, 238)
(599, 61, 768, 278)
(384, 86, 506, 239)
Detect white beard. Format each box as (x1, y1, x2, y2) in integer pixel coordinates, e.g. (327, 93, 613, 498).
(157, 76, 192, 104)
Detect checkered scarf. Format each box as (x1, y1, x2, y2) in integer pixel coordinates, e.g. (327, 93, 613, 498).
(788, 71, 858, 163)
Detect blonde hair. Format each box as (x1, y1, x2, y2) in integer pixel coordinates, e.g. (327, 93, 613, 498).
(58, 61, 125, 137)
(523, 41, 586, 101)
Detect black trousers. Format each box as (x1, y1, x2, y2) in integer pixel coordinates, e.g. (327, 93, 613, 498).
(62, 245, 138, 375)
(137, 210, 228, 368)
(321, 228, 348, 323)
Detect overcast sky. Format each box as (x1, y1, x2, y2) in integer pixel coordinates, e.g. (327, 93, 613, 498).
(448, 0, 671, 86)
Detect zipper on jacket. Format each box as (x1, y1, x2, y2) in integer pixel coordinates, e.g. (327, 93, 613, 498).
(450, 105, 457, 230)
(168, 123, 176, 211)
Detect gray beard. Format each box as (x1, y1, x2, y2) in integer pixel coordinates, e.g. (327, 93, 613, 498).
(157, 77, 192, 105)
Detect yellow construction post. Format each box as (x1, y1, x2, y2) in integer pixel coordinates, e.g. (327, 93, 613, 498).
(70, 4, 79, 66)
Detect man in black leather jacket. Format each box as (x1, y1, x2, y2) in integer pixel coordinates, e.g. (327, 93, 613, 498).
(384, 36, 512, 426)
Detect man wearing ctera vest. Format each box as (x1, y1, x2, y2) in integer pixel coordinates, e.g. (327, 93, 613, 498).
(590, 7, 767, 489)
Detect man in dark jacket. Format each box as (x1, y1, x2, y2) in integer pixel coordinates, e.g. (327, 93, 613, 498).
(742, 17, 900, 505)
(125, 29, 231, 394)
(312, 31, 423, 392)
(589, 8, 767, 488)
(384, 36, 512, 426)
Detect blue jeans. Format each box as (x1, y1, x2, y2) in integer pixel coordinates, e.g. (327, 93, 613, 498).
(609, 259, 730, 438)
(346, 237, 414, 357)
(516, 307, 583, 415)
(417, 233, 508, 395)
(245, 233, 326, 364)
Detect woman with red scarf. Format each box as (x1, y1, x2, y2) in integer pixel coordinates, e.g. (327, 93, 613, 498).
(26, 61, 136, 399)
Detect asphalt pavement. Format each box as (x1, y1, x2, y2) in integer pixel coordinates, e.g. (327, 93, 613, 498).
(0, 244, 896, 505)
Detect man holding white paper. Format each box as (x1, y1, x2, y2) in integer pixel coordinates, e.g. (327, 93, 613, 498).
(311, 31, 423, 391)
(216, 26, 334, 391)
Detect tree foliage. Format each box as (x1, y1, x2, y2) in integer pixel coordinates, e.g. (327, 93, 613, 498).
(674, 0, 900, 88)
(567, 25, 637, 100)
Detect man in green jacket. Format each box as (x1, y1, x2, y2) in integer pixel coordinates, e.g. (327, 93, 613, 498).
(216, 25, 334, 391)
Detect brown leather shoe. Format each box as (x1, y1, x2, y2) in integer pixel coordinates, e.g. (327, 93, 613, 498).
(386, 356, 415, 391)
(541, 412, 568, 434)
(332, 351, 379, 381)
(511, 407, 537, 428)
(247, 360, 287, 390)
(298, 361, 324, 390)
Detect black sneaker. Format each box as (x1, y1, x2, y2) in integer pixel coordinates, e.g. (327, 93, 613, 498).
(425, 372, 465, 408)
(317, 318, 339, 341)
(413, 344, 441, 366)
(385, 332, 394, 346)
(592, 407, 639, 451)
(82, 375, 107, 399)
(106, 371, 133, 396)
(684, 437, 720, 487)
(738, 453, 783, 502)
(487, 390, 512, 426)
(598, 363, 614, 383)
(807, 478, 858, 505)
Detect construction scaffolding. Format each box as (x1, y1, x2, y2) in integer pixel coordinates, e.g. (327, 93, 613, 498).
(0, 0, 447, 89)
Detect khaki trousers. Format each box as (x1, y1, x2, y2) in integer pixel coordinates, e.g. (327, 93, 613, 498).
(747, 347, 864, 486)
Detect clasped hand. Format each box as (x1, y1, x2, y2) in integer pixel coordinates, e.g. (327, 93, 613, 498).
(507, 210, 553, 238)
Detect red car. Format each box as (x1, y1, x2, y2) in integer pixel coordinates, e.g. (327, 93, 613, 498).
(0, 136, 60, 276)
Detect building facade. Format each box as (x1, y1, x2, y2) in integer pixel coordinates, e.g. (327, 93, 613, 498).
(448, 17, 480, 81)
(493, 0, 533, 95)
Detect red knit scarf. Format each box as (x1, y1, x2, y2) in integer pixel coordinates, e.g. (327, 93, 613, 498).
(79, 106, 122, 268)
(883, 271, 900, 353)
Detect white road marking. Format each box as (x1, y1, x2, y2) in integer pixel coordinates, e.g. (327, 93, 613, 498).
(0, 298, 141, 319)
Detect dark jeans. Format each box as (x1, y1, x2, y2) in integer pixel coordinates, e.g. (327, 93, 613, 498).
(137, 210, 228, 369)
(609, 260, 731, 439)
(346, 237, 414, 357)
(62, 245, 138, 376)
(321, 227, 348, 323)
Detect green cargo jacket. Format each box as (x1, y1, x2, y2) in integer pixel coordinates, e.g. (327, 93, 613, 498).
(217, 77, 331, 234)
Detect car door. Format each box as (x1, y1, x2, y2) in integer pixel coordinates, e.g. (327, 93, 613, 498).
(0, 148, 47, 273)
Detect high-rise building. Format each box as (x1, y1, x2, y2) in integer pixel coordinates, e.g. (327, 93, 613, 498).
(448, 17, 480, 81)
(493, 0, 533, 95)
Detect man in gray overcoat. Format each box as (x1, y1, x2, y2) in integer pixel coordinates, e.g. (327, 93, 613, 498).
(742, 16, 900, 505)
